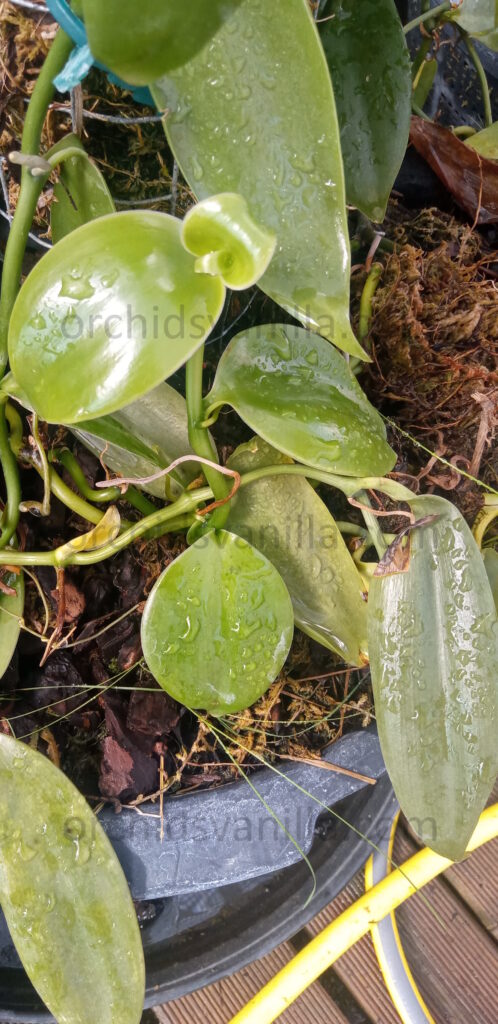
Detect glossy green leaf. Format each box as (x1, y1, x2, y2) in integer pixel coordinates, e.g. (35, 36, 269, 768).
(483, 547, 498, 609)
(141, 529, 294, 715)
(0, 732, 144, 1024)
(151, 0, 367, 359)
(368, 495, 498, 861)
(73, 382, 203, 499)
(49, 134, 115, 244)
(181, 193, 276, 289)
(453, 0, 498, 49)
(0, 568, 24, 680)
(81, 0, 242, 85)
(319, 0, 411, 222)
(205, 324, 396, 478)
(466, 120, 498, 158)
(227, 437, 368, 665)
(8, 211, 225, 424)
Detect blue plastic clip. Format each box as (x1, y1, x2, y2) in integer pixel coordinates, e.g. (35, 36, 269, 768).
(45, 0, 154, 106)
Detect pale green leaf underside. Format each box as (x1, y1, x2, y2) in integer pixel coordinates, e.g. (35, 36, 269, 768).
(141, 529, 294, 715)
(466, 120, 498, 159)
(0, 733, 145, 1024)
(205, 324, 395, 478)
(227, 437, 368, 665)
(73, 382, 202, 498)
(368, 495, 498, 861)
(151, 0, 367, 358)
(49, 134, 115, 244)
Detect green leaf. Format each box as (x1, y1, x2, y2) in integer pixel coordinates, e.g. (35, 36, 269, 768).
(319, 0, 411, 222)
(205, 324, 396, 478)
(81, 0, 242, 85)
(413, 58, 438, 110)
(0, 568, 24, 681)
(368, 495, 498, 861)
(151, 0, 367, 359)
(227, 437, 368, 665)
(453, 0, 498, 49)
(8, 211, 225, 424)
(466, 120, 498, 158)
(49, 134, 115, 243)
(73, 382, 203, 499)
(483, 547, 498, 609)
(181, 193, 276, 289)
(0, 732, 144, 1024)
(141, 529, 294, 715)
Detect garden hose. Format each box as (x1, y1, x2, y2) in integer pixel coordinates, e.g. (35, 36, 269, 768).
(365, 811, 436, 1023)
(228, 803, 498, 1024)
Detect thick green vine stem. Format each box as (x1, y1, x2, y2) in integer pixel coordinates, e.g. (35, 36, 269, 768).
(0, 28, 73, 372)
(456, 28, 493, 127)
(0, 466, 413, 569)
(0, 402, 21, 549)
(51, 449, 156, 517)
(403, 1, 452, 34)
(185, 344, 231, 531)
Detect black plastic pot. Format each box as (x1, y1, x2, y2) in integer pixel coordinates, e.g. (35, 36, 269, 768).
(0, 729, 396, 1020)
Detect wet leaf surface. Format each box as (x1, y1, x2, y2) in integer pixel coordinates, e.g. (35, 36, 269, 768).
(205, 324, 395, 477)
(8, 212, 225, 423)
(227, 437, 368, 665)
(152, 0, 366, 357)
(409, 116, 498, 223)
(320, 0, 411, 222)
(141, 529, 294, 715)
(0, 732, 145, 1024)
(368, 495, 498, 861)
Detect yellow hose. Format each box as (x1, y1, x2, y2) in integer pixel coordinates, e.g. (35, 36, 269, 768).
(228, 804, 498, 1024)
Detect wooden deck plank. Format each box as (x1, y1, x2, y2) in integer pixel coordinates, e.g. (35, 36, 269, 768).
(394, 829, 498, 1024)
(304, 875, 404, 1024)
(155, 939, 351, 1024)
(156, 808, 498, 1024)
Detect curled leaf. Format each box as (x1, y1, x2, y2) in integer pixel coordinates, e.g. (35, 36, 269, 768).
(205, 324, 395, 477)
(151, 0, 367, 359)
(0, 733, 145, 1024)
(141, 529, 294, 715)
(181, 193, 276, 289)
(55, 506, 120, 565)
(319, 0, 411, 222)
(49, 134, 115, 243)
(410, 115, 498, 223)
(368, 495, 498, 861)
(227, 437, 368, 665)
(8, 211, 225, 423)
